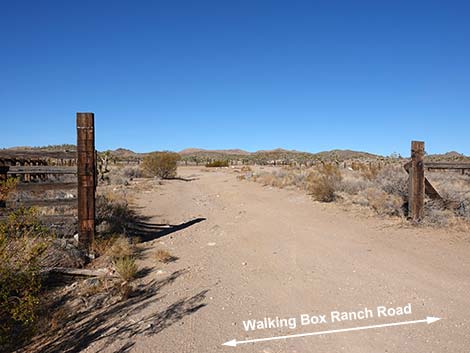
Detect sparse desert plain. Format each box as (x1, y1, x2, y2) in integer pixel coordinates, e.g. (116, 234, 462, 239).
(19, 165, 469, 353)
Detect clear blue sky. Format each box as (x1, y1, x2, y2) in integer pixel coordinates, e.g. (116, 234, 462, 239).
(1, 1, 469, 156)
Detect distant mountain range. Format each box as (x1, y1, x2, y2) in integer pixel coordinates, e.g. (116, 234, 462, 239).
(2, 145, 469, 163)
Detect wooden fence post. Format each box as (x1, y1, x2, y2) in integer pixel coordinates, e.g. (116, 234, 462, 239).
(77, 113, 96, 252)
(409, 141, 425, 222)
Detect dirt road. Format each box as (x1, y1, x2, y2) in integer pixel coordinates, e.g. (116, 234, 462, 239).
(84, 167, 470, 353)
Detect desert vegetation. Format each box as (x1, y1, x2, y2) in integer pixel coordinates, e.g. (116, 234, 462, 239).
(0, 175, 149, 351)
(0, 205, 52, 351)
(205, 160, 230, 168)
(240, 161, 470, 225)
(142, 152, 181, 179)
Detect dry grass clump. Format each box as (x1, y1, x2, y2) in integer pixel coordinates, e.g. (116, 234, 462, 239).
(107, 236, 135, 260)
(107, 236, 139, 298)
(113, 256, 138, 282)
(306, 164, 342, 202)
(92, 235, 119, 257)
(154, 249, 177, 264)
(250, 167, 310, 190)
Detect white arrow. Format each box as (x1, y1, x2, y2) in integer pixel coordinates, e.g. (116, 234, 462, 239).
(222, 316, 441, 347)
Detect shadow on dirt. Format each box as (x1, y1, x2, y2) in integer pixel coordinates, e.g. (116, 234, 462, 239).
(166, 176, 199, 182)
(129, 218, 206, 243)
(27, 269, 208, 353)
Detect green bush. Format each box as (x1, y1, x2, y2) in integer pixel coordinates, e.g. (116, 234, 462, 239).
(0, 207, 51, 350)
(205, 160, 229, 167)
(142, 152, 181, 179)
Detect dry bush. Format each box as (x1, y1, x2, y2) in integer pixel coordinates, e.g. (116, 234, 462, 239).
(154, 249, 177, 264)
(351, 162, 382, 181)
(96, 194, 137, 235)
(307, 164, 342, 202)
(241, 166, 252, 172)
(358, 187, 404, 216)
(422, 171, 470, 224)
(109, 174, 128, 186)
(142, 151, 180, 179)
(0, 177, 18, 202)
(338, 172, 373, 195)
(107, 236, 135, 260)
(423, 203, 455, 227)
(251, 168, 310, 190)
(376, 164, 409, 199)
(121, 166, 143, 179)
(0, 208, 51, 350)
(92, 235, 119, 257)
(104, 166, 143, 185)
(206, 160, 229, 167)
(113, 256, 138, 282)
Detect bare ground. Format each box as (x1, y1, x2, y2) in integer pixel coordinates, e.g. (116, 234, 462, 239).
(47, 167, 470, 352)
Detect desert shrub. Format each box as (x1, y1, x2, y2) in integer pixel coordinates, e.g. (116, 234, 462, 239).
(359, 187, 404, 216)
(121, 166, 143, 179)
(92, 234, 120, 257)
(350, 162, 382, 181)
(154, 249, 176, 264)
(109, 174, 128, 186)
(307, 164, 342, 202)
(113, 256, 138, 282)
(0, 177, 18, 202)
(107, 236, 135, 260)
(142, 152, 181, 179)
(0, 208, 51, 350)
(206, 160, 229, 168)
(456, 199, 470, 220)
(423, 202, 455, 226)
(338, 173, 373, 195)
(0, 207, 51, 239)
(96, 195, 137, 235)
(377, 165, 409, 199)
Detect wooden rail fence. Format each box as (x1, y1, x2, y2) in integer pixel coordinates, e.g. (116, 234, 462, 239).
(0, 113, 96, 251)
(406, 140, 470, 222)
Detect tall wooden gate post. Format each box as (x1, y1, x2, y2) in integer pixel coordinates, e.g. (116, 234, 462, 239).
(77, 113, 96, 251)
(409, 141, 425, 222)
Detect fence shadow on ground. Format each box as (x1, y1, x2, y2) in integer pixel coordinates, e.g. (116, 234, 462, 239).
(128, 218, 206, 243)
(26, 269, 208, 353)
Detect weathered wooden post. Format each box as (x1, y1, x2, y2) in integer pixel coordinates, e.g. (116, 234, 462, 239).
(77, 113, 96, 252)
(409, 141, 425, 222)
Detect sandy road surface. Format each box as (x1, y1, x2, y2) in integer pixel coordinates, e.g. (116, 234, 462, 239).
(84, 166, 470, 353)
